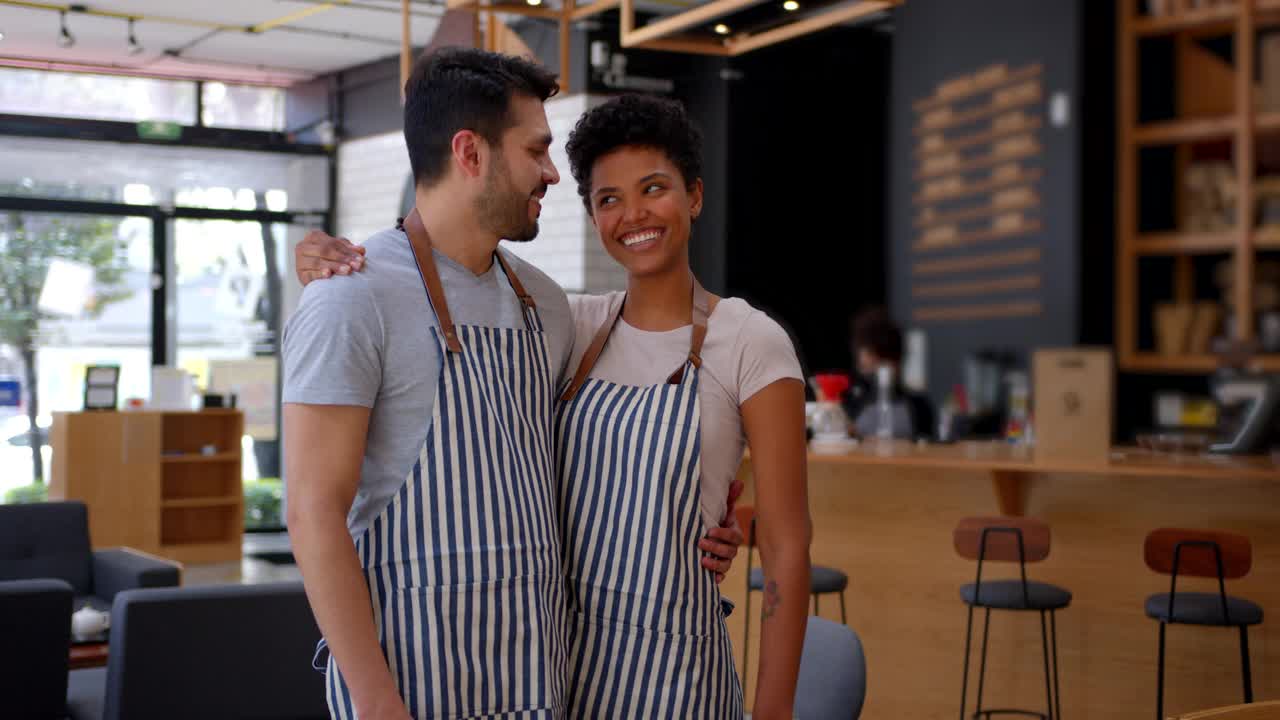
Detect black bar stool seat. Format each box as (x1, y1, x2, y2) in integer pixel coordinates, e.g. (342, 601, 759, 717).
(1144, 592, 1263, 626)
(962, 580, 1072, 611)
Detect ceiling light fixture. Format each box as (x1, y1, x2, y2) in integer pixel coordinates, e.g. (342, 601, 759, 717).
(783, 1, 800, 10)
(127, 18, 143, 55)
(526, 0, 543, 6)
(713, 23, 730, 35)
(57, 11, 75, 48)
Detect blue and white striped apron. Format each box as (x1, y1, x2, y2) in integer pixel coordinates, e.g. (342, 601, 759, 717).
(320, 209, 566, 719)
(554, 281, 743, 719)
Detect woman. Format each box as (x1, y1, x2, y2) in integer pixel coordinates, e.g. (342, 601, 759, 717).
(555, 94, 810, 720)
(294, 94, 810, 719)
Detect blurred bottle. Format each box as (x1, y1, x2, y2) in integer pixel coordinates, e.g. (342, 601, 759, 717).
(875, 364, 895, 441)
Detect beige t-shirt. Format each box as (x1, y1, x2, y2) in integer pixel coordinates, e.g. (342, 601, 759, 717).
(566, 292, 804, 528)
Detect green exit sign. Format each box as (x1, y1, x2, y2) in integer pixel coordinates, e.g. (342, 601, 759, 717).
(136, 121, 183, 141)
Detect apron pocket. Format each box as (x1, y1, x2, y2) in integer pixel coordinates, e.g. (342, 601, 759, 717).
(567, 610, 740, 719)
(385, 575, 564, 718)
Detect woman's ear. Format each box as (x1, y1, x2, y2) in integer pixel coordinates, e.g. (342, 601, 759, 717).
(689, 178, 704, 220)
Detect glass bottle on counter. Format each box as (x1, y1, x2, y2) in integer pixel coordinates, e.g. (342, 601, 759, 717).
(875, 364, 895, 441)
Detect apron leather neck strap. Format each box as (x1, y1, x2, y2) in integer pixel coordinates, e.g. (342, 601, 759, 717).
(403, 209, 539, 351)
(403, 209, 463, 353)
(560, 276, 711, 403)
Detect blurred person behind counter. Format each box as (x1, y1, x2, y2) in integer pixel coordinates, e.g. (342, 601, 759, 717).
(842, 307, 936, 441)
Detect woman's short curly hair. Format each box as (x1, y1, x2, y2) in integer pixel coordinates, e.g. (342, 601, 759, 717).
(565, 94, 703, 211)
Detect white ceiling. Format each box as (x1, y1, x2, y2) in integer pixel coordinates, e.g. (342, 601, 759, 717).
(0, 0, 446, 85)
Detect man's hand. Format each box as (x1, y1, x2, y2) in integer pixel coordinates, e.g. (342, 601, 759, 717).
(296, 229, 366, 286)
(701, 478, 746, 583)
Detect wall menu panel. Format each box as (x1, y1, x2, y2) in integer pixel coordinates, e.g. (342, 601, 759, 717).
(909, 62, 1046, 323)
(888, 0, 1081, 401)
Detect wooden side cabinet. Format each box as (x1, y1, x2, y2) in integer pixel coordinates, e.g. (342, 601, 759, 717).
(50, 410, 244, 565)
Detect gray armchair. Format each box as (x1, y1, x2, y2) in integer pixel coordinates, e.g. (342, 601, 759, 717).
(0, 501, 180, 613)
(66, 582, 328, 720)
(795, 616, 867, 719)
(0, 578, 74, 720)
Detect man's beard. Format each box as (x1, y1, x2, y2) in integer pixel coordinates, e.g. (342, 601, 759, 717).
(476, 155, 541, 243)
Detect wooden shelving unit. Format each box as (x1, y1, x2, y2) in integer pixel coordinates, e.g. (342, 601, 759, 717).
(1117, 0, 1280, 372)
(50, 409, 244, 565)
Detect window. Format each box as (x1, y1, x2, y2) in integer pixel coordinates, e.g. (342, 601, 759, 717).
(202, 82, 286, 132)
(0, 68, 196, 125)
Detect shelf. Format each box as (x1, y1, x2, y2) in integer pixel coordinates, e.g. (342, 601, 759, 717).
(1257, 225, 1280, 248)
(1134, 230, 1237, 254)
(1124, 353, 1221, 373)
(1133, 0, 1280, 36)
(1134, 5, 1241, 36)
(162, 452, 240, 464)
(161, 496, 242, 510)
(158, 541, 241, 565)
(1134, 116, 1236, 145)
(1124, 353, 1280, 373)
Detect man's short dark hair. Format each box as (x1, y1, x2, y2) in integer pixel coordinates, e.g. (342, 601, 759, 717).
(403, 48, 559, 188)
(853, 307, 903, 365)
(564, 94, 702, 211)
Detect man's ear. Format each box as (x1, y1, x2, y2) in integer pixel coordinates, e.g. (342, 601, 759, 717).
(451, 130, 485, 179)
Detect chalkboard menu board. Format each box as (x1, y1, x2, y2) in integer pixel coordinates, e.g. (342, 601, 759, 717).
(910, 62, 1046, 324)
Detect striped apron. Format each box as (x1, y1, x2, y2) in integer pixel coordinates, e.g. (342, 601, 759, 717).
(554, 280, 743, 719)
(321, 209, 566, 719)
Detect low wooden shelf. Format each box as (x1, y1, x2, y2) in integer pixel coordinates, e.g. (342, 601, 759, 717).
(50, 410, 244, 565)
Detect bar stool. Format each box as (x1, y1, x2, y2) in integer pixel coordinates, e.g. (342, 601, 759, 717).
(737, 506, 849, 675)
(955, 516, 1069, 720)
(1143, 528, 1263, 720)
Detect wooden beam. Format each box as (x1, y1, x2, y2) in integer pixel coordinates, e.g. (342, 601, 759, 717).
(400, 0, 410, 104)
(620, 0, 635, 38)
(1236, 0, 1256, 342)
(559, 0, 574, 94)
(446, 0, 560, 18)
(727, 0, 891, 55)
(570, 0, 619, 20)
(484, 3, 562, 19)
(633, 37, 731, 56)
(1116, 0, 1138, 367)
(622, 0, 760, 47)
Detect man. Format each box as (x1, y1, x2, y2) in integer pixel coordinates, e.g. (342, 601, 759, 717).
(284, 48, 738, 720)
(843, 306, 936, 441)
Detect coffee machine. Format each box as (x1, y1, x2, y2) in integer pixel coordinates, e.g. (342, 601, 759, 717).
(1209, 371, 1280, 454)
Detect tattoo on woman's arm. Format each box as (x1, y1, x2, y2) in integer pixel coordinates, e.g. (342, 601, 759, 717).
(762, 580, 781, 620)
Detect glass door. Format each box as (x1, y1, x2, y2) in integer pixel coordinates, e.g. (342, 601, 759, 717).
(0, 208, 153, 498)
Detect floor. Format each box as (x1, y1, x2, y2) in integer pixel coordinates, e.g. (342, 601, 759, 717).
(183, 531, 302, 587)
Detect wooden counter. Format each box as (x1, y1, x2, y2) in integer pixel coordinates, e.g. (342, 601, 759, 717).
(725, 443, 1280, 719)
(803, 440, 1280, 516)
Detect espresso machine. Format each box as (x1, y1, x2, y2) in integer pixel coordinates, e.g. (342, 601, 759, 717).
(1209, 370, 1280, 454)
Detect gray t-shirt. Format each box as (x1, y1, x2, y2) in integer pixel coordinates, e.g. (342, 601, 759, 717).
(282, 227, 574, 541)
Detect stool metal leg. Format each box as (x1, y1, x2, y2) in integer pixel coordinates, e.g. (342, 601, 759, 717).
(742, 561, 752, 685)
(840, 591, 848, 624)
(1040, 610, 1053, 720)
(1240, 626, 1253, 703)
(1051, 610, 1062, 720)
(959, 606, 975, 720)
(975, 608, 992, 716)
(1156, 622, 1166, 720)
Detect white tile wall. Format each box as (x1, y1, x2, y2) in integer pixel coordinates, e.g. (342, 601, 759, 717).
(336, 130, 413, 245)
(334, 94, 627, 295)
